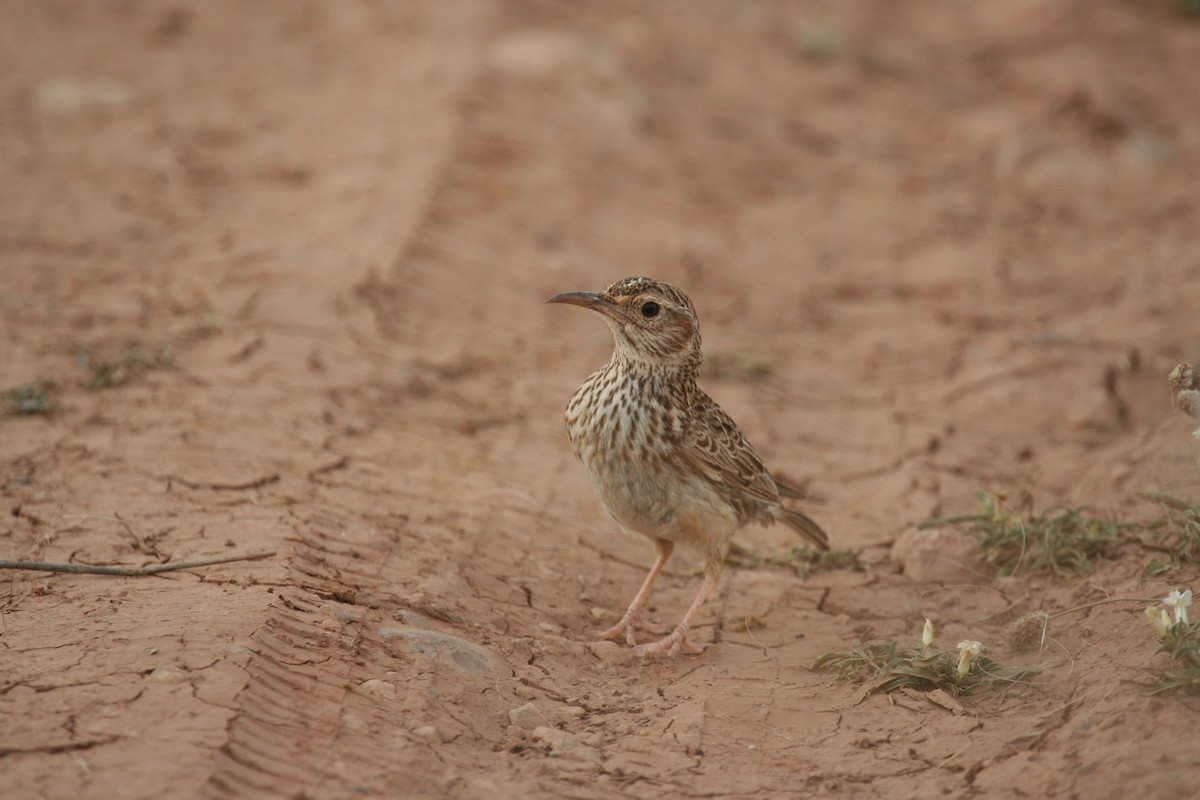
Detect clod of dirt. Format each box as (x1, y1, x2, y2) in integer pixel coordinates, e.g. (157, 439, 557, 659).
(509, 702, 548, 730)
(417, 572, 473, 598)
(358, 679, 397, 699)
(412, 725, 455, 744)
(892, 527, 985, 583)
(149, 665, 188, 683)
(586, 640, 631, 664)
(541, 635, 587, 657)
(378, 626, 494, 675)
(530, 727, 602, 765)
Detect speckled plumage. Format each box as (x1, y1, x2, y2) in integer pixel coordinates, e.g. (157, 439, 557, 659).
(548, 277, 827, 657)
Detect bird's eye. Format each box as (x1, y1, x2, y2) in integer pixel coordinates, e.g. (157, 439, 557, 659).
(640, 301, 660, 318)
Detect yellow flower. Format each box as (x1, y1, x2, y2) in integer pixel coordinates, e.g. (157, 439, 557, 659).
(955, 640, 982, 678)
(1145, 605, 1171, 637)
(922, 619, 934, 649)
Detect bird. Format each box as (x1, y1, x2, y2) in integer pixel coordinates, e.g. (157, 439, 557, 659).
(547, 277, 828, 657)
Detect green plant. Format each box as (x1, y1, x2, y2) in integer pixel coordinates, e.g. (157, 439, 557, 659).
(84, 342, 174, 390)
(726, 541, 863, 579)
(1136, 589, 1200, 695)
(793, 20, 844, 63)
(920, 490, 1135, 577)
(815, 620, 1038, 698)
(1174, 0, 1200, 19)
(1, 381, 57, 415)
(1141, 492, 1200, 574)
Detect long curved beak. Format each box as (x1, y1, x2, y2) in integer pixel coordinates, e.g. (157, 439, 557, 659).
(545, 291, 629, 323)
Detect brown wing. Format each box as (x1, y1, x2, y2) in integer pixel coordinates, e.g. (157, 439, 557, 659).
(679, 391, 830, 547)
(679, 390, 781, 508)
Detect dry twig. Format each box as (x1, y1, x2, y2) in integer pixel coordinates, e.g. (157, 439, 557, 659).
(0, 549, 275, 576)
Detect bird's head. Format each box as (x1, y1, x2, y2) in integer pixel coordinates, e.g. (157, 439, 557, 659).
(547, 277, 702, 370)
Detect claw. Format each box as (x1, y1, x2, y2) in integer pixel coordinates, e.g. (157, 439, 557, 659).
(594, 609, 670, 645)
(631, 628, 707, 658)
(625, 609, 671, 635)
(598, 564, 719, 658)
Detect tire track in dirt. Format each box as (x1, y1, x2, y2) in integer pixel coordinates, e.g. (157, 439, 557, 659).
(205, 486, 607, 798)
(296, 4, 889, 796)
(196, 3, 515, 795)
(206, 508, 498, 798)
(356, 5, 721, 360)
(204, 5, 716, 792)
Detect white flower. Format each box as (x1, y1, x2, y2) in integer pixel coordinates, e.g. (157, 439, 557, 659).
(922, 619, 934, 649)
(1145, 605, 1172, 637)
(955, 640, 982, 678)
(1163, 589, 1193, 625)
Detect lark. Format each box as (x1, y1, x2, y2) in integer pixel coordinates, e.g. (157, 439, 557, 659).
(548, 277, 828, 657)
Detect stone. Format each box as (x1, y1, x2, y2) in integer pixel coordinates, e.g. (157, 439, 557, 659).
(508, 702, 547, 730)
(378, 626, 494, 675)
(531, 726, 602, 764)
(586, 640, 630, 664)
(358, 679, 396, 699)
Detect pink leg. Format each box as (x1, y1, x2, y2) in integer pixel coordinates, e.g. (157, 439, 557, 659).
(596, 540, 674, 646)
(632, 565, 720, 658)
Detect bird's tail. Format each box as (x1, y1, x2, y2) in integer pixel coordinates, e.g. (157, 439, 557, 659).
(781, 507, 829, 550)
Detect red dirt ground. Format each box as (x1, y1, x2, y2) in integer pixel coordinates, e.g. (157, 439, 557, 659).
(4, 2, 1200, 798)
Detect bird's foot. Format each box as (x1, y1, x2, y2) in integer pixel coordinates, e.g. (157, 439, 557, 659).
(595, 610, 672, 646)
(631, 626, 707, 658)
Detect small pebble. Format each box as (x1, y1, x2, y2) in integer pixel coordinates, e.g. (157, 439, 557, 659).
(412, 725, 438, 742)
